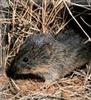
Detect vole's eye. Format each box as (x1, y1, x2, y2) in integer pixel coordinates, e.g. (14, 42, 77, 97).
(23, 57, 29, 62)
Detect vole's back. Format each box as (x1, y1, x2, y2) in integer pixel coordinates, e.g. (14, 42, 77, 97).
(6, 30, 91, 81)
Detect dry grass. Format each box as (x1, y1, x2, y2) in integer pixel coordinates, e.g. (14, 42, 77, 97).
(0, 0, 91, 100)
(0, 0, 69, 35)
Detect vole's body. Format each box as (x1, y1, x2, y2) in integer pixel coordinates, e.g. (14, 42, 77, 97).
(6, 30, 91, 82)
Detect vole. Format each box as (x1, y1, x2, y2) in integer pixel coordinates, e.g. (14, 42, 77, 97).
(6, 30, 91, 82)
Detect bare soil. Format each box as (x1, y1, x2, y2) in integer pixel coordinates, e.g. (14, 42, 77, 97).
(0, 68, 91, 100)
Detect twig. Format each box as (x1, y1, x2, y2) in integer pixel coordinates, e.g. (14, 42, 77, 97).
(66, 1, 91, 10)
(9, 78, 20, 94)
(80, 16, 91, 28)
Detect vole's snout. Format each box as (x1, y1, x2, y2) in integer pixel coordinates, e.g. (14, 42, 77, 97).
(5, 60, 17, 79)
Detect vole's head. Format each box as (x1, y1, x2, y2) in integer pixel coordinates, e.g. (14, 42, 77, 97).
(6, 33, 54, 81)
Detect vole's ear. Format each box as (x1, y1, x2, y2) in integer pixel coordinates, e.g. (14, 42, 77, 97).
(28, 33, 55, 47)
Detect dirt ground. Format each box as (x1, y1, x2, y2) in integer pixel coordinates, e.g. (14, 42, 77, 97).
(0, 68, 91, 100)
